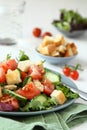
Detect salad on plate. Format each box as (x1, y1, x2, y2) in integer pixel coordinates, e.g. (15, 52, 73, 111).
(0, 51, 79, 112)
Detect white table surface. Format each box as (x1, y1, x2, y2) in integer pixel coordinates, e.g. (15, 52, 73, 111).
(0, 0, 87, 129)
(0, 36, 87, 129)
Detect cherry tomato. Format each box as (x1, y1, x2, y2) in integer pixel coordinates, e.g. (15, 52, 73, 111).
(32, 27, 41, 37)
(63, 67, 71, 76)
(70, 70, 79, 80)
(42, 32, 52, 38)
(21, 71, 28, 82)
(0, 59, 17, 73)
(17, 82, 41, 100)
(6, 59, 17, 71)
(43, 79, 54, 95)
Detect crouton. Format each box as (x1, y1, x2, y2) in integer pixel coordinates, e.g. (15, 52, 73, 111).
(64, 43, 78, 57)
(41, 36, 54, 47)
(70, 43, 78, 55)
(37, 45, 49, 55)
(51, 90, 66, 104)
(37, 34, 78, 57)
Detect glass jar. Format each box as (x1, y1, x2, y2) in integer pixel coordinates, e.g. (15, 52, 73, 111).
(0, 0, 26, 44)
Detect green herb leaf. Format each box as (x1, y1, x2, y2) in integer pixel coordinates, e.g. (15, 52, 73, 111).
(56, 82, 79, 99)
(6, 54, 11, 60)
(18, 50, 29, 61)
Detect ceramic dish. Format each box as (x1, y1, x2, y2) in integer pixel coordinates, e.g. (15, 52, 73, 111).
(55, 27, 86, 38)
(0, 70, 77, 116)
(35, 48, 77, 64)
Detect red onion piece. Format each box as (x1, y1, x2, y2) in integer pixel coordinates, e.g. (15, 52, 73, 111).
(0, 102, 14, 112)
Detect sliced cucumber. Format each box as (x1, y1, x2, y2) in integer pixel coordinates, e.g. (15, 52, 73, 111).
(23, 76, 32, 86)
(33, 94, 47, 105)
(44, 69, 61, 83)
(3, 89, 27, 102)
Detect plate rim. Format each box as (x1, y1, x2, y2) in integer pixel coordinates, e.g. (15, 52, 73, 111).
(0, 99, 75, 116)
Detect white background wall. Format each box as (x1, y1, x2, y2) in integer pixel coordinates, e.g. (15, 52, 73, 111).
(0, 0, 87, 38)
(22, 0, 87, 37)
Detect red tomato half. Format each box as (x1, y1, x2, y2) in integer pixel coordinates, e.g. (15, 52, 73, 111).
(21, 71, 28, 82)
(0, 67, 6, 83)
(0, 94, 19, 110)
(6, 59, 17, 71)
(17, 82, 41, 100)
(28, 65, 43, 80)
(0, 62, 8, 73)
(0, 59, 17, 73)
(43, 79, 54, 95)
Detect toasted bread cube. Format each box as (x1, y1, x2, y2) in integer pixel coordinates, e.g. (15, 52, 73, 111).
(6, 69, 22, 85)
(64, 44, 74, 57)
(18, 60, 32, 72)
(70, 43, 78, 55)
(38, 44, 56, 56)
(37, 34, 78, 58)
(64, 48, 74, 57)
(41, 36, 54, 47)
(55, 35, 66, 46)
(38, 45, 49, 55)
(57, 45, 66, 53)
(51, 50, 60, 57)
(47, 44, 56, 54)
(51, 90, 66, 104)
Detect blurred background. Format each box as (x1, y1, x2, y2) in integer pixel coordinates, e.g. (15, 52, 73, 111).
(0, 0, 87, 39)
(0, 0, 87, 94)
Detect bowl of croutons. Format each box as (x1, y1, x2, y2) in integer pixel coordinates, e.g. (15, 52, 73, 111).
(35, 35, 78, 64)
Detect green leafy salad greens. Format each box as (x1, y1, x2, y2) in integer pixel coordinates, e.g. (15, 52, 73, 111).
(20, 82, 79, 112)
(52, 9, 87, 31)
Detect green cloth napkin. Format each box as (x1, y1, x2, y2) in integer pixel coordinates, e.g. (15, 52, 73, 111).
(0, 103, 87, 130)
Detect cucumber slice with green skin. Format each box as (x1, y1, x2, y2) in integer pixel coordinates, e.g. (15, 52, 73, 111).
(33, 94, 47, 105)
(23, 76, 32, 86)
(44, 69, 61, 83)
(3, 89, 27, 102)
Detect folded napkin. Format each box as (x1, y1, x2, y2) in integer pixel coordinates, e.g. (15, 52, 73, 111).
(0, 103, 87, 130)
